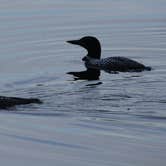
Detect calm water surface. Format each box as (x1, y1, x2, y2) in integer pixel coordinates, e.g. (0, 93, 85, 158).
(0, 0, 166, 165)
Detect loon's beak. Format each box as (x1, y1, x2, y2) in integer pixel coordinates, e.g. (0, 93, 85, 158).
(66, 39, 81, 45)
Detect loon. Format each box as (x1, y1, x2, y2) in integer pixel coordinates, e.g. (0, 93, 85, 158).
(0, 96, 42, 109)
(67, 36, 151, 80)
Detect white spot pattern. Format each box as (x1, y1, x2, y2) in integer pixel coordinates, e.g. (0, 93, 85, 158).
(84, 56, 146, 72)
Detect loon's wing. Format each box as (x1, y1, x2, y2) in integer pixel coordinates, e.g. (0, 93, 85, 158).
(100, 57, 149, 72)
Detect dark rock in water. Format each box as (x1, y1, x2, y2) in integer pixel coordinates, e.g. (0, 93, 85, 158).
(0, 96, 42, 109)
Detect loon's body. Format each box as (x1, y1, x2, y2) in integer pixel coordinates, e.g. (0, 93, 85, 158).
(67, 36, 151, 80)
(0, 96, 42, 109)
(83, 56, 151, 73)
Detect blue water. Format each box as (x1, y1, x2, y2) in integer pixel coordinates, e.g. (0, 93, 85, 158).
(0, 0, 166, 165)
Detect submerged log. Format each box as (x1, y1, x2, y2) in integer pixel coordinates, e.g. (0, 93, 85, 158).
(0, 96, 42, 109)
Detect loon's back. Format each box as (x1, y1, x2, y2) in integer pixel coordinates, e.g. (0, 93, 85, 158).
(84, 56, 151, 73)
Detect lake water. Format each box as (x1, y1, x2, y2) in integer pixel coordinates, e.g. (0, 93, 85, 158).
(0, 0, 166, 165)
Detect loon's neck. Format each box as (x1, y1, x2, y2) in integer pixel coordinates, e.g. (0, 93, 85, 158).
(83, 51, 101, 76)
(87, 48, 101, 59)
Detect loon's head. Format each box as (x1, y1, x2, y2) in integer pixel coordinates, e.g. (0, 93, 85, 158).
(67, 36, 101, 59)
